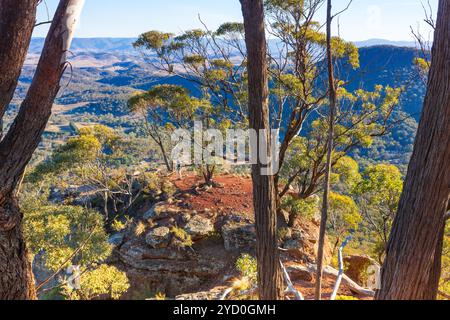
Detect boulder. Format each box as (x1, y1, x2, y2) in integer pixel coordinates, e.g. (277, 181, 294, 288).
(117, 238, 227, 297)
(221, 220, 256, 251)
(181, 212, 192, 223)
(184, 215, 214, 240)
(143, 202, 167, 220)
(344, 255, 379, 286)
(281, 218, 332, 265)
(109, 233, 125, 247)
(145, 227, 171, 249)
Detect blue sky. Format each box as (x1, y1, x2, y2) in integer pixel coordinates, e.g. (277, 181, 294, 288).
(34, 0, 438, 41)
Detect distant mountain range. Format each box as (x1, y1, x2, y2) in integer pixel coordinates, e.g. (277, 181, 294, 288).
(15, 39, 425, 170)
(23, 39, 425, 122)
(354, 39, 417, 48)
(29, 37, 418, 53)
(29, 38, 137, 53)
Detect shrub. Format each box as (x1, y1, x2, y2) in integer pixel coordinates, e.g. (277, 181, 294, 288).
(62, 265, 129, 300)
(236, 254, 257, 282)
(171, 226, 193, 248)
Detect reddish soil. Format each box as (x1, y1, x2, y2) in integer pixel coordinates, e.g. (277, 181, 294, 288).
(172, 174, 254, 218)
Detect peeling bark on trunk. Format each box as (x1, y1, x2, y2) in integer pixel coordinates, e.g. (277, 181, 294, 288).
(0, 0, 38, 139)
(377, 0, 450, 300)
(0, 0, 85, 300)
(240, 0, 283, 300)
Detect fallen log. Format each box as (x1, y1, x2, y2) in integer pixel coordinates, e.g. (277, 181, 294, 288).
(287, 264, 375, 298)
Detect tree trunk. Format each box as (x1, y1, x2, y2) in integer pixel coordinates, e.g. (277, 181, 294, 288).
(240, 0, 283, 300)
(0, 0, 38, 125)
(160, 142, 173, 172)
(0, 0, 85, 300)
(377, 0, 450, 300)
(0, 198, 36, 299)
(0, 0, 85, 195)
(315, 0, 336, 300)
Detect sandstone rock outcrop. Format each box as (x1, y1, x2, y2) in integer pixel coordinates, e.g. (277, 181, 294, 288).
(281, 218, 332, 265)
(221, 219, 256, 251)
(145, 227, 171, 249)
(114, 180, 334, 299)
(184, 215, 214, 240)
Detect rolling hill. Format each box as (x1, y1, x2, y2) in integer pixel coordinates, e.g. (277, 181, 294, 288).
(6, 39, 425, 171)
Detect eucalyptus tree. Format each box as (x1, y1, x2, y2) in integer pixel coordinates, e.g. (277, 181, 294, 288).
(265, 0, 401, 225)
(0, 0, 85, 299)
(240, 0, 283, 300)
(134, 1, 402, 210)
(378, 0, 450, 300)
(131, 24, 249, 184)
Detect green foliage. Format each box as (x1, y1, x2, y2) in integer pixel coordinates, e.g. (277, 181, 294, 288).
(335, 295, 359, 300)
(332, 156, 362, 192)
(215, 22, 244, 36)
(281, 195, 318, 220)
(265, 0, 402, 205)
(111, 218, 127, 232)
(183, 54, 206, 66)
(129, 84, 202, 123)
(353, 164, 403, 262)
(266, 0, 359, 69)
(170, 226, 193, 249)
(134, 31, 173, 50)
(355, 164, 403, 207)
(175, 29, 207, 41)
(279, 83, 401, 200)
(62, 265, 129, 300)
(134, 24, 248, 121)
(236, 253, 257, 283)
(327, 192, 361, 251)
(27, 125, 162, 225)
(22, 195, 111, 272)
(28, 124, 121, 182)
(413, 57, 430, 76)
(439, 223, 450, 299)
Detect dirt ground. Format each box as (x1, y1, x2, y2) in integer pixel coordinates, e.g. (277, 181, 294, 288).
(172, 173, 254, 218)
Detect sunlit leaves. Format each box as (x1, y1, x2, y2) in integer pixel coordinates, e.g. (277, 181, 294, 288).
(414, 57, 430, 76)
(133, 31, 173, 50)
(265, 0, 306, 13)
(175, 29, 206, 42)
(129, 84, 200, 121)
(63, 265, 130, 300)
(23, 199, 111, 272)
(354, 164, 403, 206)
(215, 22, 244, 36)
(183, 54, 206, 66)
(353, 164, 403, 261)
(327, 192, 361, 248)
(281, 194, 319, 220)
